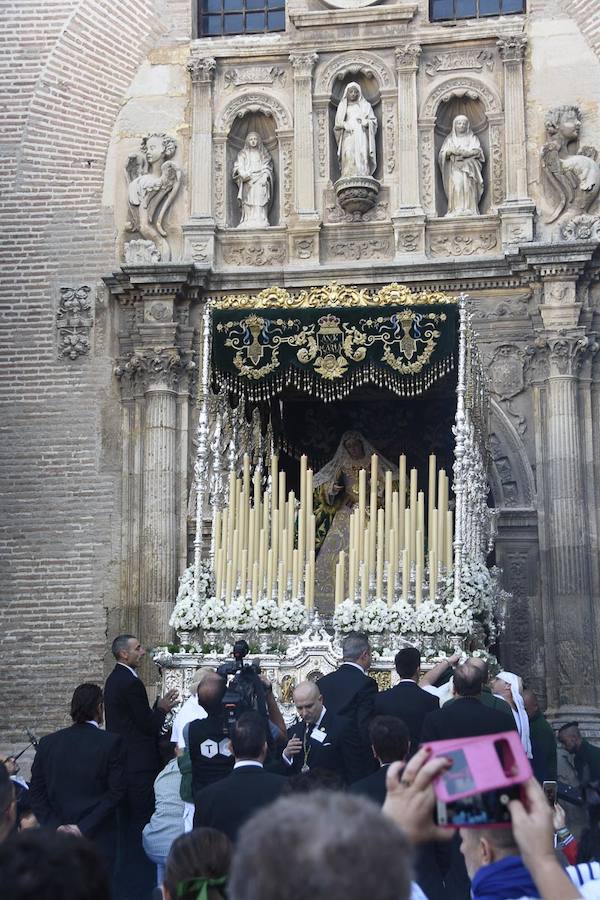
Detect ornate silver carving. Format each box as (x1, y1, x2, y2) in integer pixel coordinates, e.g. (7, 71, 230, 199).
(57, 286, 93, 360)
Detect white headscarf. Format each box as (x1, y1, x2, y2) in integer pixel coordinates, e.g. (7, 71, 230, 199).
(313, 430, 398, 488)
(495, 670, 532, 759)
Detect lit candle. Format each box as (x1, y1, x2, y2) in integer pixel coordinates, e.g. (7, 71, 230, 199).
(391, 491, 399, 568)
(258, 528, 266, 597)
(437, 469, 447, 566)
(417, 491, 425, 552)
(281, 529, 288, 585)
(409, 468, 418, 564)
(287, 491, 295, 572)
(305, 468, 314, 553)
(242, 454, 250, 549)
(270, 455, 278, 513)
(369, 454, 378, 570)
(215, 548, 223, 601)
(339, 550, 345, 604)
(271, 509, 279, 573)
(292, 548, 299, 599)
(225, 559, 233, 605)
(376, 508, 384, 598)
(251, 560, 259, 603)
(386, 540, 395, 607)
(277, 560, 285, 604)
(240, 548, 248, 599)
(306, 549, 315, 610)
(334, 562, 341, 608)
(232, 528, 239, 593)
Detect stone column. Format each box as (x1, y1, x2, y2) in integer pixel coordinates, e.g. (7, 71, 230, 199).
(183, 57, 217, 263)
(288, 51, 321, 263)
(497, 36, 534, 243)
(111, 266, 197, 652)
(393, 43, 425, 256)
(539, 330, 599, 726)
(290, 51, 318, 217)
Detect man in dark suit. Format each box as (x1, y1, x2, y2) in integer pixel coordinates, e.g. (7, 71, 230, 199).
(279, 681, 360, 784)
(374, 648, 440, 752)
(350, 715, 409, 806)
(29, 683, 126, 876)
(316, 631, 378, 781)
(193, 711, 285, 841)
(103, 633, 178, 897)
(420, 661, 517, 744)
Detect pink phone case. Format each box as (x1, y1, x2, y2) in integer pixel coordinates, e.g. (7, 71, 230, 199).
(421, 730, 532, 803)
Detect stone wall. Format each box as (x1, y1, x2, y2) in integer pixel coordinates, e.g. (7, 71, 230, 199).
(3, 0, 600, 759)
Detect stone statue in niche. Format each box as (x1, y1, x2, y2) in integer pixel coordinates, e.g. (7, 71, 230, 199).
(540, 105, 600, 224)
(438, 115, 485, 217)
(333, 82, 380, 215)
(232, 132, 274, 228)
(125, 133, 182, 262)
(334, 82, 378, 178)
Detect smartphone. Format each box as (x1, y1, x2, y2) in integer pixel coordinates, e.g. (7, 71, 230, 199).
(543, 781, 558, 807)
(435, 785, 522, 827)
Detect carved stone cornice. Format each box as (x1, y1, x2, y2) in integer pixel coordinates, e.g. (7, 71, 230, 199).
(497, 35, 527, 64)
(289, 51, 318, 78)
(187, 57, 216, 85)
(395, 43, 422, 72)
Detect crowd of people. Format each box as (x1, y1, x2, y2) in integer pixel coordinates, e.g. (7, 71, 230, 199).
(2, 630, 600, 900)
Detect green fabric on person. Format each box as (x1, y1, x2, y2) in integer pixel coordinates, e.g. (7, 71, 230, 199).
(177, 750, 193, 803)
(529, 711, 558, 781)
(479, 685, 514, 718)
(575, 739, 600, 783)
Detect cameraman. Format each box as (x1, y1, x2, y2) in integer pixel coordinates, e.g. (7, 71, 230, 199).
(188, 672, 234, 799)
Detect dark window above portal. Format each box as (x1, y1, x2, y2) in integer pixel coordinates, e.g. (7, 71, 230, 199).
(430, 0, 524, 20)
(198, 0, 286, 36)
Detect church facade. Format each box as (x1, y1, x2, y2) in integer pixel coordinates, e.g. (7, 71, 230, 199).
(2, 0, 600, 751)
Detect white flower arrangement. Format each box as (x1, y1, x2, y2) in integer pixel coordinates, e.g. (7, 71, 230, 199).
(254, 597, 281, 632)
(443, 599, 473, 636)
(362, 599, 390, 634)
(333, 599, 365, 633)
(414, 600, 445, 635)
(199, 597, 227, 631)
(278, 599, 307, 634)
(169, 566, 201, 631)
(169, 561, 215, 632)
(387, 601, 416, 635)
(225, 596, 256, 632)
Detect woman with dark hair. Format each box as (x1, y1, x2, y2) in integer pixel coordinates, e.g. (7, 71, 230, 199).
(161, 827, 231, 900)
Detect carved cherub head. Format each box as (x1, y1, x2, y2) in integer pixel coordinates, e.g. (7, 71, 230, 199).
(544, 105, 582, 145)
(141, 133, 177, 165)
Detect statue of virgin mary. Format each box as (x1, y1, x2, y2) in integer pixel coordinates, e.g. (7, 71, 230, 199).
(313, 431, 397, 612)
(438, 115, 485, 217)
(334, 82, 378, 179)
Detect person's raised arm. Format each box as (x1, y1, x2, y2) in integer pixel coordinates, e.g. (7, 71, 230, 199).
(509, 777, 582, 900)
(420, 652, 461, 687)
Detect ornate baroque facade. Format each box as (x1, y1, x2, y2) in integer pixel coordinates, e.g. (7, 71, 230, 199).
(2, 0, 600, 752)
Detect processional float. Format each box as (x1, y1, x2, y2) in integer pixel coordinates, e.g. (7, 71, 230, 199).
(183, 283, 496, 650)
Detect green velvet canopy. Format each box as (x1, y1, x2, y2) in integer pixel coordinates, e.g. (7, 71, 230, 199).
(211, 303, 458, 403)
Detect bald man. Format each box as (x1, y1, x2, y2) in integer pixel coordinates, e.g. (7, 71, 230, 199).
(278, 681, 363, 784)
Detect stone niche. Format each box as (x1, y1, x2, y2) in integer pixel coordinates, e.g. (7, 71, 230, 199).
(329, 71, 382, 209)
(226, 111, 280, 228)
(434, 95, 491, 218)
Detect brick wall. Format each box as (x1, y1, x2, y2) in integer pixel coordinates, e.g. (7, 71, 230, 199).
(0, 0, 188, 753)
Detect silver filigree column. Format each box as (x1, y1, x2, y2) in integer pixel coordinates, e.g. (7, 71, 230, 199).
(194, 301, 212, 601)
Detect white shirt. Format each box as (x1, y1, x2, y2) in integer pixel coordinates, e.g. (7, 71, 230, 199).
(342, 661, 366, 674)
(233, 760, 263, 770)
(171, 695, 207, 749)
(85, 720, 100, 729)
(117, 662, 138, 679)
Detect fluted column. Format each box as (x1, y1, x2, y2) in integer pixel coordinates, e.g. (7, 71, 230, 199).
(541, 332, 599, 718)
(289, 51, 318, 218)
(395, 43, 422, 214)
(187, 57, 217, 219)
(497, 36, 527, 202)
